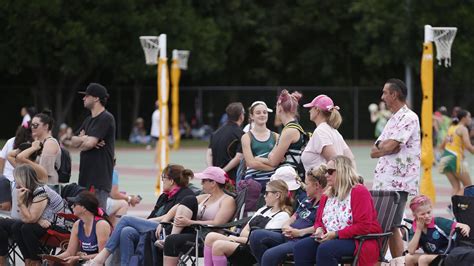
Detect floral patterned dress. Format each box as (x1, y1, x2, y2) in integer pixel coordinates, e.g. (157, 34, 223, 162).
(373, 105, 421, 195)
(322, 195, 353, 231)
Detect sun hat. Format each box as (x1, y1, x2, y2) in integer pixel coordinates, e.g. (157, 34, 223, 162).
(194, 166, 226, 184)
(303, 94, 339, 112)
(270, 166, 300, 190)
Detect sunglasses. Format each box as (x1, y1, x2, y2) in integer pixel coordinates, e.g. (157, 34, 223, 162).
(201, 179, 214, 183)
(264, 191, 277, 196)
(326, 169, 336, 175)
(31, 123, 40, 129)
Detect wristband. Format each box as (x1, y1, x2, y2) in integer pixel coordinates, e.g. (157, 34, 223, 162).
(335, 231, 339, 239)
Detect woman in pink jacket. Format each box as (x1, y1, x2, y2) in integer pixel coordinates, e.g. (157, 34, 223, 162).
(293, 155, 382, 266)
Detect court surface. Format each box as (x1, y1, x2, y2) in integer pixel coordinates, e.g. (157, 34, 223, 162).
(69, 142, 471, 219)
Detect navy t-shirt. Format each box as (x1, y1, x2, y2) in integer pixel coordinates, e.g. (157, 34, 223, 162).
(291, 197, 319, 233)
(78, 110, 115, 192)
(410, 217, 455, 254)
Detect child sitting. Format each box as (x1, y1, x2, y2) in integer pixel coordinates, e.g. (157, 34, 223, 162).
(405, 195, 470, 266)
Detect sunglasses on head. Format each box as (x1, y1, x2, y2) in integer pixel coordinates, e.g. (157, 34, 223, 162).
(326, 169, 336, 175)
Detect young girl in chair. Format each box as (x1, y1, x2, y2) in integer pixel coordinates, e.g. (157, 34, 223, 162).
(405, 195, 470, 266)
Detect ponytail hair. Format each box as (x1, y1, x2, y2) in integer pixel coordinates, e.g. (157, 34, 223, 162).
(327, 108, 342, 129)
(277, 89, 302, 115)
(218, 173, 236, 193)
(34, 109, 55, 131)
(163, 164, 194, 187)
(452, 109, 469, 126)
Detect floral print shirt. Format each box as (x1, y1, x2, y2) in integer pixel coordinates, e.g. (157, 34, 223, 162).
(373, 105, 421, 195)
(322, 194, 353, 232)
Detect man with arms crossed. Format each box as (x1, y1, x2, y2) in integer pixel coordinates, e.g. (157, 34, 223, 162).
(371, 78, 421, 258)
(70, 83, 116, 209)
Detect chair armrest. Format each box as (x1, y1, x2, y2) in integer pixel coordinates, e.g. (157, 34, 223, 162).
(201, 217, 251, 230)
(354, 232, 392, 240)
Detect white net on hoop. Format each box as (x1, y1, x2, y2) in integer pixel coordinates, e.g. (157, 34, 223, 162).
(139, 36, 159, 65)
(177, 50, 190, 70)
(432, 27, 457, 67)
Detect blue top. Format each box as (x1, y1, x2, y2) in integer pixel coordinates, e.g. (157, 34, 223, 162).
(78, 217, 102, 254)
(112, 170, 119, 186)
(291, 197, 319, 232)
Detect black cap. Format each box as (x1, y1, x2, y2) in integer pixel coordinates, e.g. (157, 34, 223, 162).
(67, 191, 99, 214)
(78, 83, 109, 99)
(0, 176, 12, 203)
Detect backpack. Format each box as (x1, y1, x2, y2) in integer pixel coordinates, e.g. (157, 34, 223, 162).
(56, 147, 72, 183)
(237, 178, 262, 213)
(283, 122, 312, 180)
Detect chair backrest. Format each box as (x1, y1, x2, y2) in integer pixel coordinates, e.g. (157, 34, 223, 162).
(452, 195, 474, 245)
(370, 190, 401, 233)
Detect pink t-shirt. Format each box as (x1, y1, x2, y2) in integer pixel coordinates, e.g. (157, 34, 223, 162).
(301, 122, 349, 171)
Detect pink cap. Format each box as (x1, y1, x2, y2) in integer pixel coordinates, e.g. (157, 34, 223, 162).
(194, 166, 226, 184)
(303, 94, 339, 112)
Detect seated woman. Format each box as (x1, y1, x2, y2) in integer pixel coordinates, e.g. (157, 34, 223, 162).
(88, 164, 196, 265)
(405, 195, 470, 266)
(161, 166, 236, 266)
(249, 165, 327, 266)
(50, 192, 112, 264)
(293, 155, 382, 266)
(203, 179, 292, 266)
(4, 164, 64, 266)
(241, 101, 278, 188)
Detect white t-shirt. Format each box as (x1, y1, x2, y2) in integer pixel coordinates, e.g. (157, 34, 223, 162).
(150, 109, 160, 138)
(251, 205, 290, 229)
(0, 138, 15, 181)
(301, 122, 349, 171)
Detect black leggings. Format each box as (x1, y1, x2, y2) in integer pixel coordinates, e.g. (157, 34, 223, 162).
(12, 221, 47, 261)
(0, 218, 16, 256)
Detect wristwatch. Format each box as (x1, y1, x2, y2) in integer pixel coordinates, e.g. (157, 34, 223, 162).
(375, 140, 381, 150)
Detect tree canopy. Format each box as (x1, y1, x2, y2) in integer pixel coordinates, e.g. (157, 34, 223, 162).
(1, 0, 473, 136)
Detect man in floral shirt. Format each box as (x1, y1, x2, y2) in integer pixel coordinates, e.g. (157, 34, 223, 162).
(370, 78, 421, 258)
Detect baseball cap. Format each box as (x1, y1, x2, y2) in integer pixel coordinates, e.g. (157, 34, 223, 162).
(250, 101, 273, 113)
(270, 166, 300, 190)
(0, 176, 12, 203)
(67, 191, 99, 213)
(303, 94, 339, 112)
(78, 83, 109, 99)
(194, 167, 226, 184)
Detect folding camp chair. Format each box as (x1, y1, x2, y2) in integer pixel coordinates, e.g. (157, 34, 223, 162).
(445, 195, 474, 265)
(338, 190, 403, 265)
(174, 188, 249, 266)
(40, 212, 78, 255)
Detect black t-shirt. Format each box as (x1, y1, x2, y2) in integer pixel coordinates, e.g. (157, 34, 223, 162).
(208, 122, 244, 179)
(147, 186, 195, 219)
(78, 110, 116, 192)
